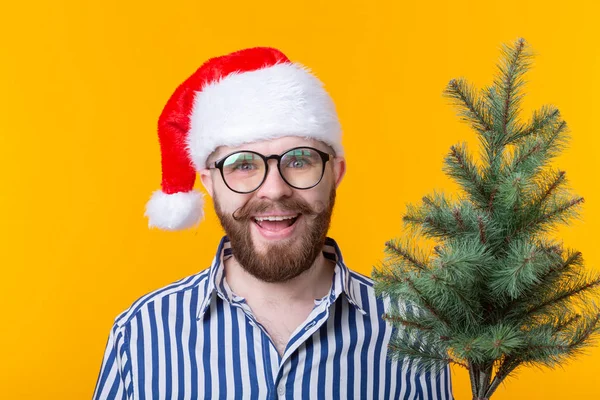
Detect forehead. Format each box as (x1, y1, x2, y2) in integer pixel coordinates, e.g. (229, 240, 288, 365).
(211, 136, 330, 160)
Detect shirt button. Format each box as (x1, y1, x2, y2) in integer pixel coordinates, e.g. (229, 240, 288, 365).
(278, 386, 285, 396)
(304, 321, 317, 330)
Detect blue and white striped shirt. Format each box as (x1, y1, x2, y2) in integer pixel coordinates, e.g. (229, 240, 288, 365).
(93, 236, 453, 399)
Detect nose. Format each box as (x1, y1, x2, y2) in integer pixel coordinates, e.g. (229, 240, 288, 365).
(255, 159, 293, 200)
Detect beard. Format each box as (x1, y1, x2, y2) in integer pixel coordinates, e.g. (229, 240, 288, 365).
(214, 186, 336, 283)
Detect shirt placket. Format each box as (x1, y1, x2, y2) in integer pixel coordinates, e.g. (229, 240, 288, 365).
(215, 248, 348, 399)
(276, 296, 335, 399)
(232, 294, 334, 399)
(228, 298, 280, 397)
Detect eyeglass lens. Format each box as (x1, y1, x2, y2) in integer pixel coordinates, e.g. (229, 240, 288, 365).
(221, 147, 324, 193)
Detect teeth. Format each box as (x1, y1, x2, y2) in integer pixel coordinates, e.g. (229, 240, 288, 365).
(254, 215, 297, 222)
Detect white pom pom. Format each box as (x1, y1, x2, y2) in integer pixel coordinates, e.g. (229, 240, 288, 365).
(144, 190, 204, 231)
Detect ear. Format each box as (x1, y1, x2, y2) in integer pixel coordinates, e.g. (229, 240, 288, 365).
(199, 168, 215, 197)
(332, 156, 346, 188)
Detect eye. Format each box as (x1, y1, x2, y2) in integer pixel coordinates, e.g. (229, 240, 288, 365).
(223, 152, 262, 174)
(286, 157, 312, 169)
(233, 162, 258, 171)
(292, 159, 306, 168)
(282, 148, 320, 170)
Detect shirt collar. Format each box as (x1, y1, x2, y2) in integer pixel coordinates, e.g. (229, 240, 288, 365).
(196, 236, 368, 319)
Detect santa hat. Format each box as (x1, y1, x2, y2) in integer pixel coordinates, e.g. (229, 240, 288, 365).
(144, 47, 343, 231)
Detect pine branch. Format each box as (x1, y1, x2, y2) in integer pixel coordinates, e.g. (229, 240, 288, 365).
(371, 264, 408, 298)
(533, 169, 567, 206)
(424, 216, 453, 236)
(493, 172, 527, 218)
(496, 38, 531, 141)
(477, 215, 487, 244)
(385, 240, 429, 273)
(402, 195, 452, 236)
(426, 272, 483, 326)
(542, 120, 569, 159)
(516, 310, 600, 368)
(433, 237, 491, 285)
(540, 196, 584, 224)
(553, 314, 581, 334)
(422, 195, 439, 208)
(500, 248, 582, 319)
(387, 342, 469, 370)
(567, 312, 600, 349)
(453, 207, 466, 230)
(512, 139, 543, 170)
(526, 277, 600, 317)
(507, 106, 560, 144)
(382, 313, 434, 331)
(489, 239, 557, 300)
(557, 248, 582, 268)
(532, 248, 581, 288)
(404, 276, 452, 327)
(402, 214, 426, 226)
(444, 142, 488, 205)
(506, 196, 584, 243)
(518, 312, 600, 367)
(487, 187, 498, 214)
(505, 116, 567, 182)
(539, 242, 563, 255)
(444, 78, 493, 133)
(406, 193, 485, 240)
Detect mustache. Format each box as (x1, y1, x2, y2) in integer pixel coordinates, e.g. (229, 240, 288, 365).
(232, 197, 321, 222)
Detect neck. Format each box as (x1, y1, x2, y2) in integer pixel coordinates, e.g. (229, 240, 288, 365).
(224, 252, 335, 304)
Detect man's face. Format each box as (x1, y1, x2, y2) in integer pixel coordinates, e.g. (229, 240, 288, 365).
(200, 136, 346, 283)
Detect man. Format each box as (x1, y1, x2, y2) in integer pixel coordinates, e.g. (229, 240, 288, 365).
(93, 47, 453, 399)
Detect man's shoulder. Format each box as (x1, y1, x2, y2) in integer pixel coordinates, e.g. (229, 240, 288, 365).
(111, 267, 212, 331)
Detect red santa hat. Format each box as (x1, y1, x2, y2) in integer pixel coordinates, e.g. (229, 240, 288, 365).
(144, 47, 343, 230)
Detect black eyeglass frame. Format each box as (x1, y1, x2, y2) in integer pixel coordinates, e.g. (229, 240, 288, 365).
(208, 146, 334, 194)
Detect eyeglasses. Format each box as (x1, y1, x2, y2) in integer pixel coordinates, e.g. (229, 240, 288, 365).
(208, 146, 334, 194)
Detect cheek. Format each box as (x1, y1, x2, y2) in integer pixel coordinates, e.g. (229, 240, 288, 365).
(214, 186, 251, 213)
(318, 169, 337, 192)
(301, 186, 331, 207)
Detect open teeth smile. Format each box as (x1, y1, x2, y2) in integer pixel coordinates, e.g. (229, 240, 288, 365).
(253, 214, 300, 231)
(254, 215, 298, 222)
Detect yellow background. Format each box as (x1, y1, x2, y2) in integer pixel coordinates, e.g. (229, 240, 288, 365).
(1, 0, 599, 398)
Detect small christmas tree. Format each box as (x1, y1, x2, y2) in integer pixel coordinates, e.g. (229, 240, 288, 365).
(373, 38, 600, 400)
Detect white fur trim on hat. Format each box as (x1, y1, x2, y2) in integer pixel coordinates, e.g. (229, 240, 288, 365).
(145, 190, 204, 230)
(186, 62, 343, 170)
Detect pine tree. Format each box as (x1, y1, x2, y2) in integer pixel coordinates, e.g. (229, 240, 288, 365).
(372, 38, 600, 400)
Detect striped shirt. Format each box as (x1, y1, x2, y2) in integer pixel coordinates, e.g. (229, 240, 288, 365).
(93, 236, 453, 399)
